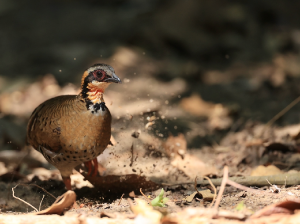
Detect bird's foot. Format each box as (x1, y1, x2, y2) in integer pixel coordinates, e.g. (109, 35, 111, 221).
(84, 158, 99, 177)
(62, 176, 72, 190)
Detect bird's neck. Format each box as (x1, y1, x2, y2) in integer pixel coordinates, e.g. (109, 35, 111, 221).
(80, 82, 110, 112)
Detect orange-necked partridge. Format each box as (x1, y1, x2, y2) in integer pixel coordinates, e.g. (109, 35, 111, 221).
(27, 63, 121, 190)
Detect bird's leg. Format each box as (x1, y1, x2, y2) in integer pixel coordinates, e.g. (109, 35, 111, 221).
(84, 158, 99, 177)
(84, 161, 93, 176)
(62, 176, 80, 209)
(91, 158, 98, 177)
(62, 176, 72, 190)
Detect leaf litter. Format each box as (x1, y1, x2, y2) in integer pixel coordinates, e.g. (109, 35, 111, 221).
(2, 50, 300, 223)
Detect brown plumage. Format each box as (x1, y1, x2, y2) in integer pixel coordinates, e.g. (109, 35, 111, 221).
(26, 63, 121, 190)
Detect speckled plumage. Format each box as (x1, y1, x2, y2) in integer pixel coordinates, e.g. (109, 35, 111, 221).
(26, 64, 121, 189)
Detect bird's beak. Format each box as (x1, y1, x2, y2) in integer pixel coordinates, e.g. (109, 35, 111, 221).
(105, 73, 122, 84)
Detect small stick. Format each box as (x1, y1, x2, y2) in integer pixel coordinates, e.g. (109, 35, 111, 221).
(226, 179, 264, 194)
(194, 177, 201, 197)
(130, 144, 134, 167)
(39, 195, 45, 211)
(118, 193, 125, 206)
(203, 176, 217, 208)
(140, 188, 151, 204)
(23, 183, 56, 199)
(213, 166, 228, 210)
(266, 179, 273, 186)
(284, 176, 287, 188)
(266, 95, 300, 127)
(12, 184, 38, 212)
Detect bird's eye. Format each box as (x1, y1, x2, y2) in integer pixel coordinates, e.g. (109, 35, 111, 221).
(92, 70, 105, 81)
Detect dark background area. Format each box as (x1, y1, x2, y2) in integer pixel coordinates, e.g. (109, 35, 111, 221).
(1, 0, 300, 149)
(1, 0, 300, 81)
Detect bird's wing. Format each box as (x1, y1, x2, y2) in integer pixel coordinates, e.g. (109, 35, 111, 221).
(26, 95, 80, 152)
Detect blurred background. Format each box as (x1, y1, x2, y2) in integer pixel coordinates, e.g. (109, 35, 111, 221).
(1, 0, 300, 159)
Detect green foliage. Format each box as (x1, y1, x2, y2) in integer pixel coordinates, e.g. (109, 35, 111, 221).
(235, 201, 245, 211)
(151, 188, 169, 207)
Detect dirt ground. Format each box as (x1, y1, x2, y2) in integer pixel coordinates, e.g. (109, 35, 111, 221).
(1, 1, 300, 223)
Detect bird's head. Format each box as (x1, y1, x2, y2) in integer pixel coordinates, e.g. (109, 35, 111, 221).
(80, 63, 121, 103)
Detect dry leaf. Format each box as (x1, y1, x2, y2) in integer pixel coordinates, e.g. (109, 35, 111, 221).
(251, 198, 300, 219)
(251, 165, 282, 176)
(185, 192, 197, 203)
(197, 189, 214, 201)
(0, 162, 7, 176)
(171, 154, 217, 180)
(34, 191, 76, 215)
(180, 94, 232, 129)
(129, 191, 136, 198)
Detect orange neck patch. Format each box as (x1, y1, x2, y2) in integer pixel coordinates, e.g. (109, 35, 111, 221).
(87, 83, 104, 104)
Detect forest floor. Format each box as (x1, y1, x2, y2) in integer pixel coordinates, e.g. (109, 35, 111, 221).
(1, 48, 300, 223)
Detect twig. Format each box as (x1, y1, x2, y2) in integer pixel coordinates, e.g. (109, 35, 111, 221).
(129, 144, 134, 167)
(213, 166, 228, 210)
(226, 179, 264, 194)
(266, 95, 300, 127)
(19, 183, 56, 199)
(6, 149, 29, 202)
(194, 176, 216, 208)
(203, 176, 217, 208)
(12, 184, 38, 212)
(140, 188, 151, 204)
(194, 177, 201, 197)
(118, 193, 125, 206)
(284, 176, 287, 188)
(266, 179, 273, 186)
(39, 195, 45, 211)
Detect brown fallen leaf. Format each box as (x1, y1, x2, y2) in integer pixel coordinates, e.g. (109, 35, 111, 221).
(177, 207, 245, 221)
(180, 94, 232, 130)
(250, 198, 300, 219)
(185, 192, 198, 203)
(34, 191, 76, 215)
(170, 154, 217, 181)
(244, 138, 264, 147)
(180, 94, 217, 117)
(129, 191, 136, 198)
(197, 189, 215, 201)
(0, 162, 8, 176)
(251, 165, 282, 176)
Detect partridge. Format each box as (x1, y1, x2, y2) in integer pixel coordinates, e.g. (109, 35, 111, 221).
(27, 63, 121, 190)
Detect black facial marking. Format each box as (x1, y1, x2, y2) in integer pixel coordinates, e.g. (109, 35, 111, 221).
(81, 64, 113, 111)
(81, 68, 107, 100)
(81, 74, 94, 100)
(93, 102, 106, 112)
